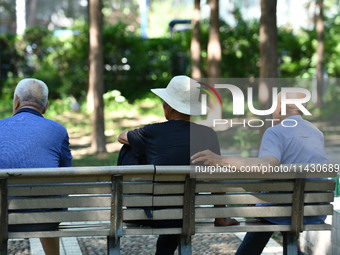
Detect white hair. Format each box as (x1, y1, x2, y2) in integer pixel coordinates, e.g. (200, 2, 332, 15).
(14, 78, 49, 111)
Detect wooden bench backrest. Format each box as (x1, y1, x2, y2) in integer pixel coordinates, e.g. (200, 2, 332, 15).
(1, 166, 154, 238)
(154, 165, 336, 235)
(0, 164, 337, 238)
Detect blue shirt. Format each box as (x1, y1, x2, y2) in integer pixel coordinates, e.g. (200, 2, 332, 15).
(259, 115, 328, 224)
(0, 108, 72, 168)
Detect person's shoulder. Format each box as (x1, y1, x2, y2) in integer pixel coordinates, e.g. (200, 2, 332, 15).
(140, 121, 168, 130)
(42, 118, 68, 134)
(128, 121, 170, 135)
(191, 122, 214, 131)
(263, 124, 282, 138)
(145, 120, 186, 129)
(0, 115, 13, 122)
(0, 116, 13, 128)
(302, 118, 324, 134)
(190, 122, 217, 136)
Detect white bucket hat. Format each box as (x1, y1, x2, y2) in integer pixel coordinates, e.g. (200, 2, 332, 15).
(151, 75, 202, 115)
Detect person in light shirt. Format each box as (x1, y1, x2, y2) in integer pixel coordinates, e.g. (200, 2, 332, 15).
(192, 91, 328, 255)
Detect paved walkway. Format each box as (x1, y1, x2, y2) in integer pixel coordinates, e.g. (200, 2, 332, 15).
(29, 238, 82, 255)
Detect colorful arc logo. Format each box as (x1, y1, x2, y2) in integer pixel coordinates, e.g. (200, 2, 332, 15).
(198, 82, 222, 114)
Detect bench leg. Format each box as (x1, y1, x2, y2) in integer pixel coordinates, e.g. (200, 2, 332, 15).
(107, 236, 120, 255)
(283, 232, 298, 255)
(178, 235, 191, 255)
(0, 240, 7, 255)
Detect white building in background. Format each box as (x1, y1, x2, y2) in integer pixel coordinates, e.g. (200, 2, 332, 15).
(0, 0, 325, 36)
(15, 0, 26, 35)
(200, 0, 314, 32)
(0, 0, 88, 35)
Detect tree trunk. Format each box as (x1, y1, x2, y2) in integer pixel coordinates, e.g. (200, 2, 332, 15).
(258, 0, 278, 144)
(316, 0, 324, 108)
(207, 0, 221, 78)
(26, 0, 38, 27)
(207, 0, 221, 123)
(88, 0, 106, 154)
(191, 0, 201, 79)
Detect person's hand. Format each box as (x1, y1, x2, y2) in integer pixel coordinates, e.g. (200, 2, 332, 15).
(118, 131, 129, 145)
(191, 150, 224, 166)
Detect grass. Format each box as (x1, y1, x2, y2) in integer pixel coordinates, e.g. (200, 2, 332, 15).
(52, 97, 163, 166)
(72, 151, 119, 166)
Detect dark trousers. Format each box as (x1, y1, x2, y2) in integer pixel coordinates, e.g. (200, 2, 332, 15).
(235, 232, 273, 255)
(155, 234, 179, 255)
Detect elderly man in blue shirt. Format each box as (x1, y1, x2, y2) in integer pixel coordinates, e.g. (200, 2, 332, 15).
(0, 78, 72, 255)
(192, 91, 328, 255)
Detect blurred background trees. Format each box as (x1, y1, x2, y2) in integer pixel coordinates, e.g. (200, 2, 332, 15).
(88, 0, 106, 153)
(2, 0, 339, 101)
(258, 0, 278, 142)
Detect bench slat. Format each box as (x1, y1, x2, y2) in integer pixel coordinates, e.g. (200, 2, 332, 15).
(8, 225, 182, 238)
(1, 165, 154, 177)
(9, 207, 153, 224)
(195, 204, 333, 218)
(153, 180, 335, 195)
(8, 174, 153, 184)
(151, 204, 333, 220)
(152, 207, 293, 220)
(196, 181, 295, 193)
(9, 210, 111, 224)
(123, 209, 150, 221)
(195, 222, 332, 233)
(152, 192, 334, 206)
(123, 183, 153, 194)
(153, 182, 295, 195)
(154, 184, 184, 194)
(8, 182, 153, 196)
(8, 184, 112, 196)
(196, 192, 334, 205)
(197, 180, 334, 193)
(8, 195, 153, 209)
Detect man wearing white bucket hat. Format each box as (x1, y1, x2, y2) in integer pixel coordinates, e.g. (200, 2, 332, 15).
(118, 75, 238, 254)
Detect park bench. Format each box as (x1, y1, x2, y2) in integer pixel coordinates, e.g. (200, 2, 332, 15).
(0, 164, 336, 255)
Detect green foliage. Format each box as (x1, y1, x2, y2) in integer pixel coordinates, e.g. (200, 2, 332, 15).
(102, 22, 189, 100)
(233, 128, 258, 157)
(279, 28, 315, 77)
(56, 21, 89, 98)
(1, 7, 340, 112)
(23, 27, 52, 61)
(0, 34, 22, 94)
(103, 88, 163, 117)
(134, 96, 163, 116)
(45, 97, 77, 118)
(0, 97, 13, 119)
(72, 152, 118, 166)
(147, 0, 193, 38)
(318, 79, 340, 119)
